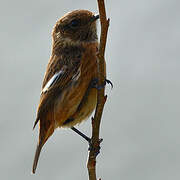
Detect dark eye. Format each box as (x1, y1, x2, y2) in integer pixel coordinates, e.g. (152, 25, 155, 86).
(70, 19, 80, 28)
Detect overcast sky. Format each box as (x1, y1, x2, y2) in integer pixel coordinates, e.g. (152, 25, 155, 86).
(0, 0, 180, 180)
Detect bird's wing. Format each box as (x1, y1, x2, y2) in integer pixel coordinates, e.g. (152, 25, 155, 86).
(33, 55, 81, 129)
(41, 70, 64, 94)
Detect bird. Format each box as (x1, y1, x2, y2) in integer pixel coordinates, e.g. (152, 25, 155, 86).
(32, 10, 103, 174)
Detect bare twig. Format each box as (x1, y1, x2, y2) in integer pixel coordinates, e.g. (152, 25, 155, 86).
(87, 1, 110, 180)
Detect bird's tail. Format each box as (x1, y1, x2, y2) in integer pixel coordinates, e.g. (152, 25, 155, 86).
(32, 109, 55, 174)
(32, 141, 43, 174)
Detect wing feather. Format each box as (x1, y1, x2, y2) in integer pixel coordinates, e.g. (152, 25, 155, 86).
(33, 54, 81, 129)
(41, 69, 65, 94)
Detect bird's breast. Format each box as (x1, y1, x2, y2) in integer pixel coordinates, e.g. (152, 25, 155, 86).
(54, 42, 98, 128)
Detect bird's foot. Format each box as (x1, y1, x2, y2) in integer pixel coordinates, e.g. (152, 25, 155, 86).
(88, 138, 103, 157)
(70, 127, 103, 156)
(91, 78, 113, 90)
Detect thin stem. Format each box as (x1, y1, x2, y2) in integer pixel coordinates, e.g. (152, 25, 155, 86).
(87, 0, 110, 180)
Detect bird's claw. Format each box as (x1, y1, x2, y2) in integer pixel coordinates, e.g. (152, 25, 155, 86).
(88, 138, 103, 157)
(91, 78, 113, 90)
(105, 79, 113, 89)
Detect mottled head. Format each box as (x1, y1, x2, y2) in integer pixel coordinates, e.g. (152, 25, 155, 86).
(52, 10, 99, 46)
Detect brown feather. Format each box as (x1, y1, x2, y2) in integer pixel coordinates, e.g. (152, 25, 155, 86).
(32, 10, 102, 173)
(32, 107, 55, 173)
(32, 141, 43, 174)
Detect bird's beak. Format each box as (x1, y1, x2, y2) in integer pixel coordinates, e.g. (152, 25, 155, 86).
(91, 14, 99, 23)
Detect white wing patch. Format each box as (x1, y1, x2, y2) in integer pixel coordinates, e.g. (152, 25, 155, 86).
(41, 70, 64, 94)
(72, 67, 81, 81)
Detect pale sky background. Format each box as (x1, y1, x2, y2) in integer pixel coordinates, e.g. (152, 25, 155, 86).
(0, 0, 180, 180)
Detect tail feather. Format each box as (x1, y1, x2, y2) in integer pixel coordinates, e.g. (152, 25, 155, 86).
(33, 117, 39, 130)
(32, 142, 43, 174)
(32, 109, 55, 173)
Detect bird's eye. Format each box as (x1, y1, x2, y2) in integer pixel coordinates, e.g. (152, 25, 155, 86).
(70, 19, 80, 28)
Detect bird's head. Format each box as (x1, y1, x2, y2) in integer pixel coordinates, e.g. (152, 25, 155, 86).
(52, 10, 99, 47)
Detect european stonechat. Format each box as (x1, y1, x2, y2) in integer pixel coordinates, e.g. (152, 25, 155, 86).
(32, 10, 102, 173)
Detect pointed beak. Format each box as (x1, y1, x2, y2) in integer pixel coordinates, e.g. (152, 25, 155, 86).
(91, 14, 99, 23)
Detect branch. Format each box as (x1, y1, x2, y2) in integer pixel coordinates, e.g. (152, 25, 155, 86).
(87, 1, 110, 180)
